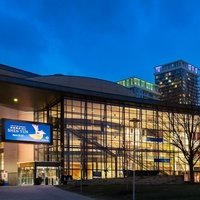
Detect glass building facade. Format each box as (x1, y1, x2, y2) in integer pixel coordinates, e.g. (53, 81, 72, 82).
(1, 64, 200, 184)
(34, 95, 198, 180)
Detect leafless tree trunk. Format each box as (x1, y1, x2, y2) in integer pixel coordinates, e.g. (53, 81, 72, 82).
(167, 112, 200, 184)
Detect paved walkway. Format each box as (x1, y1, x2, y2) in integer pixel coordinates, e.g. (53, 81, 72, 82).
(0, 185, 94, 200)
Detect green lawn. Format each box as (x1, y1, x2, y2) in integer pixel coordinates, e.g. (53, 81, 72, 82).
(57, 184, 200, 200)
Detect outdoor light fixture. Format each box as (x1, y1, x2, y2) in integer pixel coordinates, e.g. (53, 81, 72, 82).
(13, 98, 18, 102)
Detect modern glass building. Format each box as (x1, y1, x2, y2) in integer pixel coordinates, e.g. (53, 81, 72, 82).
(117, 77, 160, 100)
(1, 64, 200, 185)
(155, 60, 199, 105)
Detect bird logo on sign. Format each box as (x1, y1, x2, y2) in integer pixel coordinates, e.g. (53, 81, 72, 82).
(29, 124, 46, 140)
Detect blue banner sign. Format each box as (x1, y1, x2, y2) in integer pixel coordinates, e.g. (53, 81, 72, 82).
(154, 158, 170, 163)
(2, 119, 52, 144)
(146, 137, 163, 142)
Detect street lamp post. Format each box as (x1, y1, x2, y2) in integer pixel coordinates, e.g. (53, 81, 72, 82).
(80, 140, 83, 193)
(130, 118, 140, 200)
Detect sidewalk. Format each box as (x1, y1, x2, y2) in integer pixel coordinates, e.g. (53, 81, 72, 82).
(0, 185, 94, 200)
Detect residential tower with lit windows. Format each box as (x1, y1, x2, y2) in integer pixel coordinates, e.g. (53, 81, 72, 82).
(155, 60, 199, 105)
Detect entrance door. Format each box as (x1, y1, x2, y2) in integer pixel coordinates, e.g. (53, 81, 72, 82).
(18, 161, 60, 185)
(36, 166, 59, 185)
(18, 162, 34, 185)
(34, 161, 60, 185)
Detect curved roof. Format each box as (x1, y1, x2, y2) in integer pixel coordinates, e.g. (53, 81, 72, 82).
(0, 64, 38, 78)
(27, 75, 134, 97)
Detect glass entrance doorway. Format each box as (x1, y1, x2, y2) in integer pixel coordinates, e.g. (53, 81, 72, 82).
(18, 162, 34, 185)
(18, 161, 60, 185)
(36, 166, 59, 185)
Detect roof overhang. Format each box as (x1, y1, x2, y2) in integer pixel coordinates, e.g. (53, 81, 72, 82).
(0, 74, 199, 114)
(0, 75, 60, 111)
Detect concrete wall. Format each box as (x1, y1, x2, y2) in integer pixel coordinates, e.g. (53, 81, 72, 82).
(4, 143, 18, 173)
(8, 172, 18, 186)
(0, 106, 34, 185)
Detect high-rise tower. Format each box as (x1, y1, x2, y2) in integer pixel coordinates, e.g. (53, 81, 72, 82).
(155, 60, 199, 105)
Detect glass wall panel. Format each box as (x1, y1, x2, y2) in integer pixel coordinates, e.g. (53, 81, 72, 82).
(33, 96, 196, 180)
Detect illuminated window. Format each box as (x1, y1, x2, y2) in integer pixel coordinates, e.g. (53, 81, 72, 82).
(128, 78, 131, 87)
(188, 64, 192, 71)
(141, 81, 145, 88)
(130, 78, 133, 86)
(155, 66, 162, 73)
(146, 83, 150, 89)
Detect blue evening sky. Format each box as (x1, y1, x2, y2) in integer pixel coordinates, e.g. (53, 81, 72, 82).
(0, 0, 200, 83)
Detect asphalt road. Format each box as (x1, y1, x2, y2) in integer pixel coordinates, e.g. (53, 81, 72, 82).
(0, 185, 94, 200)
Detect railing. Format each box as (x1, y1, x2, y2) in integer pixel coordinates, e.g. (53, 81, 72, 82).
(67, 126, 171, 175)
(67, 127, 116, 157)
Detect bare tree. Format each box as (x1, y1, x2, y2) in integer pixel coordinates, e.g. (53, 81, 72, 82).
(167, 112, 200, 183)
